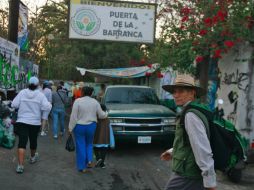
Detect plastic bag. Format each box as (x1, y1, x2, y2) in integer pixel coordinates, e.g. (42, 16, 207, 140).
(65, 134, 75, 152)
(1, 133, 15, 149)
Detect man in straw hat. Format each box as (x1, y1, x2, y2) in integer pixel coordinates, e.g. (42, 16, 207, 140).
(160, 74, 216, 190)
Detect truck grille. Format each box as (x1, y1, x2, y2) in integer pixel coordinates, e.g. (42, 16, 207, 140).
(125, 118, 161, 124)
(125, 126, 162, 131)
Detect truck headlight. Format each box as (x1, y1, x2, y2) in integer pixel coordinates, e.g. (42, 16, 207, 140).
(162, 118, 175, 124)
(164, 126, 175, 131)
(112, 126, 122, 131)
(110, 118, 124, 123)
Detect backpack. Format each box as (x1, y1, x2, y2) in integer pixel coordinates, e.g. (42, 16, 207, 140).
(180, 102, 248, 182)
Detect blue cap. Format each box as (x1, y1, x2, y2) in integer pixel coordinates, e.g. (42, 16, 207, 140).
(29, 76, 39, 85)
(43, 80, 50, 85)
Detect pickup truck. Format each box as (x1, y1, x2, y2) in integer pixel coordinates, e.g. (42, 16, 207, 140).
(102, 85, 176, 145)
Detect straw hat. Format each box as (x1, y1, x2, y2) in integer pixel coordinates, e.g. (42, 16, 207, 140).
(162, 74, 206, 96)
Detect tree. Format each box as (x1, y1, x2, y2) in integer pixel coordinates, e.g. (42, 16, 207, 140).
(147, 0, 254, 91)
(0, 7, 8, 39)
(29, 0, 145, 80)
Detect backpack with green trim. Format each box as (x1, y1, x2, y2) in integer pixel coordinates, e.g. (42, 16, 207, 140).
(181, 102, 248, 183)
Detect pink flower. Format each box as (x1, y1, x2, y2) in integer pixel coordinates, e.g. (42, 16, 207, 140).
(217, 10, 227, 21)
(204, 17, 213, 27)
(157, 71, 164, 78)
(181, 16, 189, 22)
(224, 40, 234, 48)
(180, 7, 191, 15)
(213, 49, 222, 59)
(195, 56, 204, 63)
(199, 29, 208, 36)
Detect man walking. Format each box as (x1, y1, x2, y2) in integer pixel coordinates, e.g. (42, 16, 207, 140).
(161, 74, 216, 190)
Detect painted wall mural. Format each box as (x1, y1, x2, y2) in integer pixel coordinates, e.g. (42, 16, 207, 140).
(217, 44, 252, 137)
(0, 37, 20, 90)
(0, 37, 38, 92)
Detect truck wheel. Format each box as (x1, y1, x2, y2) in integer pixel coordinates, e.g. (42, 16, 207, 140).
(227, 168, 242, 183)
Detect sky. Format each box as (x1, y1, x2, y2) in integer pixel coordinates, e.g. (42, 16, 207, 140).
(1, 0, 61, 13)
(0, 0, 156, 12)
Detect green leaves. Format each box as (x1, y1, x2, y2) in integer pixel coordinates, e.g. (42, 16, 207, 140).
(76, 21, 84, 30)
(86, 22, 95, 31)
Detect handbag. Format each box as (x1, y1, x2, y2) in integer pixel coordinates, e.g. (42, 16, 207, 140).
(65, 134, 75, 152)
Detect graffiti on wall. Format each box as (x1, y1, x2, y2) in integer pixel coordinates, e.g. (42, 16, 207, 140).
(0, 54, 20, 89)
(223, 69, 249, 92)
(226, 90, 239, 124)
(0, 37, 20, 90)
(0, 37, 38, 91)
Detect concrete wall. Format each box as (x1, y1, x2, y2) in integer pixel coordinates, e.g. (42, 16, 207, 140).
(217, 43, 253, 141)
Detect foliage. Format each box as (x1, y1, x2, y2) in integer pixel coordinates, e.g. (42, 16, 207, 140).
(148, 0, 254, 75)
(0, 7, 8, 39)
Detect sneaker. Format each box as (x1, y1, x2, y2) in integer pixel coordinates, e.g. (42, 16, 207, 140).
(95, 159, 103, 168)
(16, 165, 24, 174)
(100, 163, 106, 169)
(53, 135, 58, 139)
(87, 162, 95, 168)
(30, 152, 39, 164)
(40, 131, 47, 136)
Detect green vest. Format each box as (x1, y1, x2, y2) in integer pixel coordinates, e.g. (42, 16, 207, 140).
(172, 108, 209, 179)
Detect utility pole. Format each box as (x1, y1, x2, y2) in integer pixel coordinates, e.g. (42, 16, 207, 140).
(8, 0, 20, 43)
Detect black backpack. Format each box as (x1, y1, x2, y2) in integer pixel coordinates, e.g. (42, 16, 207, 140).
(180, 102, 248, 182)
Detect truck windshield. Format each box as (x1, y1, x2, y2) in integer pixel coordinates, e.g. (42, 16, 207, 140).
(104, 87, 160, 104)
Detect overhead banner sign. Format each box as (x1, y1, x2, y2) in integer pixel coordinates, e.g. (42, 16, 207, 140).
(69, 0, 156, 43)
(18, 1, 29, 52)
(76, 64, 159, 78)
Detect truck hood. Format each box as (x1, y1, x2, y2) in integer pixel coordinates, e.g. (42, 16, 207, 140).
(106, 103, 176, 117)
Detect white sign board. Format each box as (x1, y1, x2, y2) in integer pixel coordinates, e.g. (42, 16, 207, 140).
(69, 0, 156, 43)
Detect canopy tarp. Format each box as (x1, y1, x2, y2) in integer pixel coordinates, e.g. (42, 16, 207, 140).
(76, 64, 159, 78)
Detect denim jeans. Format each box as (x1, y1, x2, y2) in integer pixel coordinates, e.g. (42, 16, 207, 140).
(52, 107, 65, 137)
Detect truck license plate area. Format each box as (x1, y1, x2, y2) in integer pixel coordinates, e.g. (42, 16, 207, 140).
(138, 136, 151, 144)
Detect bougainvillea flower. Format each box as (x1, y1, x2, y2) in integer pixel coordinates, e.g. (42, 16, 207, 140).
(195, 56, 204, 63)
(212, 16, 219, 25)
(217, 10, 227, 21)
(224, 40, 234, 48)
(199, 29, 208, 36)
(204, 17, 213, 27)
(180, 25, 185, 30)
(157, 71, 164, 78)
(180, 7, 191, 15)
(181, 16, 189, 22)
(213, 49, 222, 58)
(147, 64, 152, 68)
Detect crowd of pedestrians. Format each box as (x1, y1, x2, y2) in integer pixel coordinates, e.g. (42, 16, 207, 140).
(11, 77, 114, 174)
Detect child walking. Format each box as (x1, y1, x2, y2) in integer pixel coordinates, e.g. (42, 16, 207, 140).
(93, 104, 115, 168)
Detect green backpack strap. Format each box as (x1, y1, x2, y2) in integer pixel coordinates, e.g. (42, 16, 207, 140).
(180, 103, 211, 144)
(186, 108, 210, 140)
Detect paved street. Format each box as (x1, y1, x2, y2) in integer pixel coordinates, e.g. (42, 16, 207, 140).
(0, 127, 254, 190)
